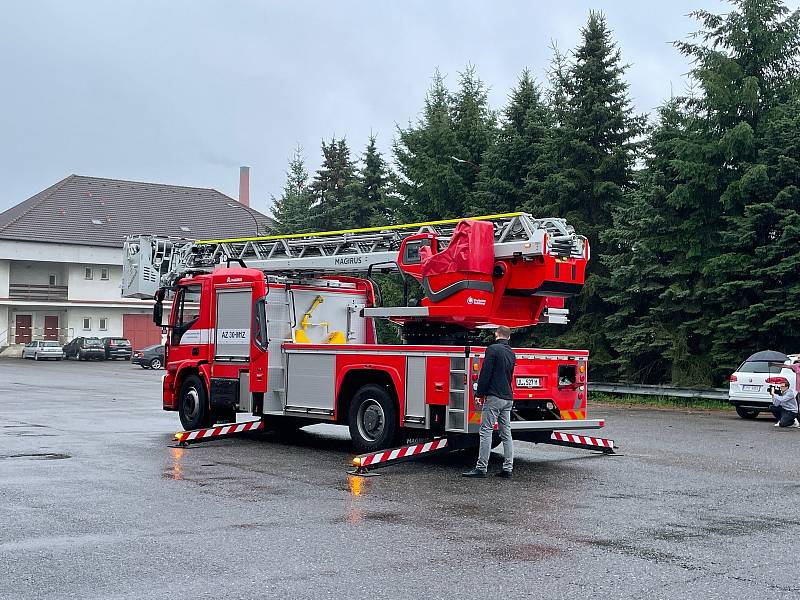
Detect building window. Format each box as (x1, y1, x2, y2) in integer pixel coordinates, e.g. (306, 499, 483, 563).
(48, 274, 57, 286)
(100, 267, 109, 280)
(85, 267, 93, 280)
(82, 317, 91, 331)
(99, 318, 108, 331)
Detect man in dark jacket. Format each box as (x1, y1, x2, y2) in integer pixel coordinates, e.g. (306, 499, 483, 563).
(463, 325, 516, 478)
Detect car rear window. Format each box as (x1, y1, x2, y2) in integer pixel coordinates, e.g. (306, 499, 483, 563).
(738, 360, 784, 374)
(42, 341, 61, 347)
(85, 338, 102, 346)
(110, 339, 130, 346)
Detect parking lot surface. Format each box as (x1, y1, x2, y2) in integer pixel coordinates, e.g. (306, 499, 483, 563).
(2, 358, 799, 599)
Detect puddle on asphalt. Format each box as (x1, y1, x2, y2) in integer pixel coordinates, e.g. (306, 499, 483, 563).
(0, 453, 71, 460)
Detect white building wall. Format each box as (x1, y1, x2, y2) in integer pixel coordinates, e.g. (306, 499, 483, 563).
(65, 307, 152, 339)
(67, 264, 122, 301)
(0, 260, 9, 297)
(0, 306, 8, 346)
(0, 240, 122, 265)
(9, 261, 68, 286)
(0, 240, 153, 348)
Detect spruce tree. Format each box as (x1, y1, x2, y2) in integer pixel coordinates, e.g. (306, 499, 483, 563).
(355, 134, 393, 226)
(688, 0, 800, 378)
(310, 138, 358, 230)
(529, 12, 645, 378)
(471, 69, 551, 215)
(394, 68, 495, 221)
(270, 145, 314, 234)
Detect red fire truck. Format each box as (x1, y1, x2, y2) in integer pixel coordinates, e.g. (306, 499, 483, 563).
(122, 213, 607, 454)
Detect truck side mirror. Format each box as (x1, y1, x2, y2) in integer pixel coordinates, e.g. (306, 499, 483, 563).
(153, 288, 168, 327)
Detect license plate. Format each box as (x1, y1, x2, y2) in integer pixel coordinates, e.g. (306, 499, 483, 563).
(743, 385, 760, 392)
(516, 377, 540, 388)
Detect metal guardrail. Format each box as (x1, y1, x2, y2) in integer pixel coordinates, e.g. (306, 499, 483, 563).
(589, 382, 729, 401)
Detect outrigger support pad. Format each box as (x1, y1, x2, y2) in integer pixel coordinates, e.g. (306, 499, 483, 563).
(349, 437, 458, 476)
(173, 420, 265, 446)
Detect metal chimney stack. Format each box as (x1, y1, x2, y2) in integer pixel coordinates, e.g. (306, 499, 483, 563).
(239, 166, 250, 207)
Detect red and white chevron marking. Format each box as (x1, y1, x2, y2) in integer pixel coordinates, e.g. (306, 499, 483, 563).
(551, 431, 614, 449)
(358, 438, 449, 467)
(175, 420, 264, 443)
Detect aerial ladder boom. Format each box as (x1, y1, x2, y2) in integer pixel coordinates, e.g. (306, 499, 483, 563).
(121, 212, 589, 331)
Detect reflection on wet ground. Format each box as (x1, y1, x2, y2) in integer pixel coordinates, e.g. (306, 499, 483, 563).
(162, 446, 184, 480)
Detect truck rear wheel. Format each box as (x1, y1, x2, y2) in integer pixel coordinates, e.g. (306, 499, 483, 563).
(735, 406, 759, 419)
(348, 384, 400, 453)
(179, 374, 212, 430)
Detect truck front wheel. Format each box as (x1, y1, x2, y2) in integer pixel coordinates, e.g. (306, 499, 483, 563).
(348, 384, 399, 453)
(179, 374, 212, 430)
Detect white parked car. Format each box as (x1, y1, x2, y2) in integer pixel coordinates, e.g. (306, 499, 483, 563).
(728, 350, 799, 419)
(21, 340, 65, 361)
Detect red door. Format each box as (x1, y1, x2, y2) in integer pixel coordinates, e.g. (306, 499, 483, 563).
(44, 316, 59, 341)
(15, 315, 32, 344)
(123, 313, 162, 350)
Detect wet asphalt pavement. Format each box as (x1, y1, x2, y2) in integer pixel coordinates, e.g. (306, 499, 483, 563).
(1, 358, 799, 599)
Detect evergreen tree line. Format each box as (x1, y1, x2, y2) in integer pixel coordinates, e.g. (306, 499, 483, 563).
(270, 0, 800, 386)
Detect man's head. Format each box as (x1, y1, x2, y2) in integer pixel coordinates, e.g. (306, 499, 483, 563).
(775, 377, 790, 392)
(494, 325, 512, 341)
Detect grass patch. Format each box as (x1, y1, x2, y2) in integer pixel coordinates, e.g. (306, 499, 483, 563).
(591, 392, 733, 411)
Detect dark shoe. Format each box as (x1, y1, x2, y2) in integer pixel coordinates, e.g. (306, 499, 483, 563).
(462, 468, 487, 478)
(495, 470, 513, 479)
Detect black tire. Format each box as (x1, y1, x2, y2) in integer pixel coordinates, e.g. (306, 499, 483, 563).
(348, 384, 400, 452)
(179, 374, 212, 430)
(149, 357, 163, 370)
(736, 406, 759, 419)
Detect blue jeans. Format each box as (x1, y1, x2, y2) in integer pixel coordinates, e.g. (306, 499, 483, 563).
(770, 405, 798, 427)
(476, 395, 514, 472)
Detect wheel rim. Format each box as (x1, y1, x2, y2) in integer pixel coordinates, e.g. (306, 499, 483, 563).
(151, 358, 162, 369)
(183, 387, 200, 421)
(357, 398, 385, 442)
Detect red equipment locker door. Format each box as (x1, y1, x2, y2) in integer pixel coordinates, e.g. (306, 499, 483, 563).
(15, 315, 32, 344)
(44, 316, 59, 341)
(123, 313, 162, 350)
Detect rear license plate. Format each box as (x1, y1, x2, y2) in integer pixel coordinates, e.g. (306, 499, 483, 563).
(743, 385, 760, 392)
(516, 377, 540, 388)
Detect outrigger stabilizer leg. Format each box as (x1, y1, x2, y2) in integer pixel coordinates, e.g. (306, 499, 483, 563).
(348, 429, 617, 475)
(349, 435, 480, 476)
(173, 420, 265, 447)
(515, 430, 617, 454)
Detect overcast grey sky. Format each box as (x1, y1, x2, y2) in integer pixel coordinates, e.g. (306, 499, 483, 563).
(2, 0, 791, 216)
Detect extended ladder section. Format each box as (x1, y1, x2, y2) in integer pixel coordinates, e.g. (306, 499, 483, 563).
(121, 212, 588, 299)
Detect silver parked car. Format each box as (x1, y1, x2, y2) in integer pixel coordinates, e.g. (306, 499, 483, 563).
(728, 350, 799, 419)
(21, 340, 64, 361)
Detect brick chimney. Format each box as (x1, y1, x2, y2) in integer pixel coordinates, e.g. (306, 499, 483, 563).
(239, 166, 250, 207)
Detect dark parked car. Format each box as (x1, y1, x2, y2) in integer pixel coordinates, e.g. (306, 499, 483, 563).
(132, 344, 165, 369)
(102, 337, 132, 360)
(63, 337, 106, 361)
